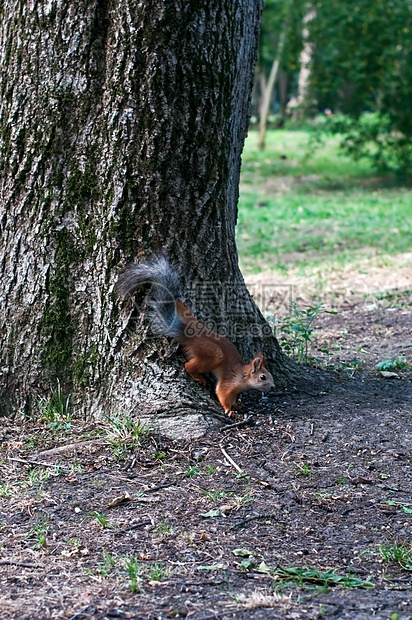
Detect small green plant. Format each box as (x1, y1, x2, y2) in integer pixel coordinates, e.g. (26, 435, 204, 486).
(25, 467, 51, 491)
(338, 358, 363, 378)
(278, 303, 323, 363)
(181, 531, 196, 543)
(104, 413, 150, 459)
(204, 464, 217, 475)
(234, 472, 251, 482)
(315, 490, 334, 499)
(155, 451, 167, 460)
(88, 511, 113, 530)
(71, 458, 84, 474)
(154, 519, 172, 535)
(68, 537, 80, 547)
(296, 462, 312, 476)
(378, 542, 412, 570)
(184, 465, 200, 478)
(385, 500, 412, 514)
(233, 492, 253, 509)
(48, 421, 72, 432)
(37, 379, 73, 429)
(99, 549, 118, 576)
(124, 556, 142, 593)
(134, 491, 147, 501)
(271, 566, 374, 590)
(27, 517, 49, 549)
(24, 437, 38, 451)
(202, 489, 233, 504)
(376, 356, 411, 372)
(0, 483, 12, 498)
(149, 561, 168, 581)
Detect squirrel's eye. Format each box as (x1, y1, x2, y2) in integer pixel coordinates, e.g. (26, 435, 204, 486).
(260, 374, 266, 381)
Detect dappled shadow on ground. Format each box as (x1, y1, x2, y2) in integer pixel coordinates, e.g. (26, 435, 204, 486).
(251, 172, 412, 196)
(1, 353, 411, 619)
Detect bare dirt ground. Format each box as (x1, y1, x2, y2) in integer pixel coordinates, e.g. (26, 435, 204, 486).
(1, 275, 411, 619)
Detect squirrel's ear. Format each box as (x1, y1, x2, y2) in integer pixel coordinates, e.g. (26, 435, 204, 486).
(251, 355, 266, 374)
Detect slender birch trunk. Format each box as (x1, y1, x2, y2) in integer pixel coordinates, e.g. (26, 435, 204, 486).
(258, 31, 285, 150)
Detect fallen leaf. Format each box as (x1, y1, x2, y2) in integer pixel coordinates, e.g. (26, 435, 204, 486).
(378, 370, 400, 379)
(199, 509, 220, 518)
(219, 504, 234, 515)
(198, 563, 225, 571)
(256, 560, 273, 574)
(232, 548, 254, 557)
(61, 549, 79, 557)
(238, 558, 257, 570)
(107, 492, 133, 508)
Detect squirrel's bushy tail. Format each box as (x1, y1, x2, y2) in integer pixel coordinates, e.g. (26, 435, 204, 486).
(116, 256, 182, 339)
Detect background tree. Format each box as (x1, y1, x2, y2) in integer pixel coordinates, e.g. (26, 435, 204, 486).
(306, 0, 412, 171)
(254, 0, 304, 126)
(0, 0, 294, 436)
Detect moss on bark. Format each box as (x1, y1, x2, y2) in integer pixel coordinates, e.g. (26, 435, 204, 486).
(0, 0, 298, 432)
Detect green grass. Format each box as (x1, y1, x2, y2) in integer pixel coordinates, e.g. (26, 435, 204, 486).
(271, 565, 374, 590)
(238, 129, 412, 274)
(240, 129, 374, 182)
(87, 511, 114, 529)
(37, 379, 74, 431)
(378, 542, 412, 570)
(27, 517, 49, 549)
(236, 554, 374, 590)
(103, 413, 150, 459)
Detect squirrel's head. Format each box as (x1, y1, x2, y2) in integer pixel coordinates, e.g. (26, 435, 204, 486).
(246, 354, 275, 392)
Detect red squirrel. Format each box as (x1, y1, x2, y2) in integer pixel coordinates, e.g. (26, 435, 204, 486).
(116, 256, 274, 415)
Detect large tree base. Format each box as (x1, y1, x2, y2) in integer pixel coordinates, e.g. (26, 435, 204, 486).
(97, 357, 226, 439)
(96, 352, 317, 439)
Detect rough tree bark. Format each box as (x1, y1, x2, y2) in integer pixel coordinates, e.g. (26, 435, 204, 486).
(0, 0, 295, 437)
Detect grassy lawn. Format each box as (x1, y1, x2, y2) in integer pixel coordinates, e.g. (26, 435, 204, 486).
(237, 129, 412, 276)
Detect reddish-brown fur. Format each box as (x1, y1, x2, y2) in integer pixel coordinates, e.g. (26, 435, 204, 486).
(116, 258, 275, 417)
(175, 300, 274, 415)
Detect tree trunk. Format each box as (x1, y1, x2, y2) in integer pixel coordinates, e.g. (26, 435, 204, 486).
(0, 0, 293, 437)
(278, 70, 289, 116)
(258, 31, 285, 150)
(296, 9, 316, 108)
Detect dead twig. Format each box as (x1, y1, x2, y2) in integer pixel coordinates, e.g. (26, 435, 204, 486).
(219, 443, 272, 487)
(182, 580, 226, 587)
(68, 605, 97, 620)
(33, 439, 107, 460)
(112, 520, 152, 535)
(8, 457, 68, 470)
(231, 513, 287, 530)
(144, 478, 183, 493)
(219, 444, 243, 475)
(220, 416, 255, 432)
(249, 406, 271, 415)
(0, 559, 41, 568)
